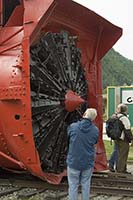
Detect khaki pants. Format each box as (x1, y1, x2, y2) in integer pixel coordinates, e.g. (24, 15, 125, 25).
(115, 140, 129, 172)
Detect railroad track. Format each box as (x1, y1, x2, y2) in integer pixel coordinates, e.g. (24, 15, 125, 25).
(0, 171, 133, 199)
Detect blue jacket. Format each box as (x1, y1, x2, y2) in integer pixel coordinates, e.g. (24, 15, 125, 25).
(67, 118, 99, 170)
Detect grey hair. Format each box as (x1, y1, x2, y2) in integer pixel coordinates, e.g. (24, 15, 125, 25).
(83, 108, 97, 121)
(117, 103, 128, 114)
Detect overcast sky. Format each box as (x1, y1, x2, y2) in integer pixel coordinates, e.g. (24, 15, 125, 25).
(74, 0, 133, 60)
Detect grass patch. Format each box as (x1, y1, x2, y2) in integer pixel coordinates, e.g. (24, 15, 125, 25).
(103, 140, 133, 161)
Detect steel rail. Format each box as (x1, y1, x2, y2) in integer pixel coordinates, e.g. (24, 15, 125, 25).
(91, 186, 133, 197)
(0, 187, 22, 197)
(0, 171, 133, 197)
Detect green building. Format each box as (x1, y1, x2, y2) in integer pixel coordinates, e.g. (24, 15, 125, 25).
(107, 86, 133, 126)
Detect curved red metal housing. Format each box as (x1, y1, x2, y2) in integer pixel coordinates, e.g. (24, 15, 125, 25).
(0, 0, 122, 184)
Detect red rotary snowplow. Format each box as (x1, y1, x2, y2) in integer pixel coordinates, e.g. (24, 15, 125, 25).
(0, 0, 122, 184)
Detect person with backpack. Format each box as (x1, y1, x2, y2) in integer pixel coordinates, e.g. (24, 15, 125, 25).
(106, 111, 123, 172)
(107, 103, 133, 173)
(107, 110, 123, 172)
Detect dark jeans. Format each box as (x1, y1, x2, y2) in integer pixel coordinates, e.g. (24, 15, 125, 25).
(109, 142, 118, 169)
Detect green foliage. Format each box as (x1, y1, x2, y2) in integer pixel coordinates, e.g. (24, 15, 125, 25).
(103, 88, 107, 94)
(102, 49, 133, 89)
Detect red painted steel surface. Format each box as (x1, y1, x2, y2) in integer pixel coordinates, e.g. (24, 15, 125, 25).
(0, 0, 122, 184)
(65, 90, 85, 112)
(0, 1, 2, 25)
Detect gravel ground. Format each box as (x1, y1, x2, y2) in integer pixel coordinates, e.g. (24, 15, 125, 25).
(0, 164, 133, 200)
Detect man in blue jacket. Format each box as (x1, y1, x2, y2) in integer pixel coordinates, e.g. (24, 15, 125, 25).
(67, 108, 99, 200)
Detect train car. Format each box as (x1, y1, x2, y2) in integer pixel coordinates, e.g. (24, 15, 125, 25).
(0, 0, 122, 184)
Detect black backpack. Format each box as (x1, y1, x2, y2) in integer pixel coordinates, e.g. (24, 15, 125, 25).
(106, 115, 125, 140)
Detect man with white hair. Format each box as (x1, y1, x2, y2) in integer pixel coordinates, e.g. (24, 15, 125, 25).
(67, 108, 99, 200)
